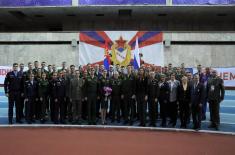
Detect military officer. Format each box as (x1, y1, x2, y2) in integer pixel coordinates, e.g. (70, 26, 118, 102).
(24, 73, 38, 124)
(84, 67, 99, 125)
(4, 63, 23, 124)
(207, 70, 225, 130)
(147, 71, 159, 127)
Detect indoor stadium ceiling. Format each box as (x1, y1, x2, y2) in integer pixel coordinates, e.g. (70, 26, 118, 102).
(0, 6, 234, 31)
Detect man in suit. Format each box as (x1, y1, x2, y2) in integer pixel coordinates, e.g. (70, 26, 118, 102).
(70, 70, 84, 124)
(207, 70, 225, 130)
(4, 63, 23, 124)
(191, 74, 204, 130)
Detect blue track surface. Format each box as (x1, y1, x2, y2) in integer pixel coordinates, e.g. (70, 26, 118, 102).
(0, 87, 234, 132)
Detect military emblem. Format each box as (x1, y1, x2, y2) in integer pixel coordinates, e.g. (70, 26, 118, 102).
(111, 36, 131, 66)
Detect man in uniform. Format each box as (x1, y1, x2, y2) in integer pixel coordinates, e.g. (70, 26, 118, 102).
(147, 71, 159, 127)
(24, 73, 38, 124)
(121, 65, 136, 125)
(4, 63, 23, 124)
(33, 61, 40, 75)
(110, 71, 122, 123)
(136, 68, 148, 127)
(38, 72, 49, 123)
(84, 67, 99, 125)
(65, 65, 76, 122)
(207, 70, 225, 130)
(18, 63, 25, 119)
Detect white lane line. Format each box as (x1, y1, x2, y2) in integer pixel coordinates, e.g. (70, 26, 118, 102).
(0, 125, 234, 136)
(202, 120, 235, 125)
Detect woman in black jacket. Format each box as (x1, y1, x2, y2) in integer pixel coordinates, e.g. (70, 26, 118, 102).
(178, 76, 191, 128)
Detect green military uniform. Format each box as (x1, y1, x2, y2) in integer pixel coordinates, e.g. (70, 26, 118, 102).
(110, 77, 122, 122)
(84, 75, 99, 125)
(207, 76, 225, 129)
(38, 79, 49, 122)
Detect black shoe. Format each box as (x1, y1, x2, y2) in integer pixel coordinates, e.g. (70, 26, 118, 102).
(129, 121, 133, 126)
(193, 126, 198, 130)
(123, 120, 128, 125)
(215, 126, 219, 131)
(208, 124, 215, 128)
(40, 119, 45, 124)
(16, 120, 23, 124)
(9, 121, 13, 125)
(161, 122, 166, 127)
(117, 120, 121, 123)
(27, 121, 32, 124)
(72, 121, 77, 125)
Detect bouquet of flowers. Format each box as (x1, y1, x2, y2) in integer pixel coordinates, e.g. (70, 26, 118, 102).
(103, 86, 112, 101)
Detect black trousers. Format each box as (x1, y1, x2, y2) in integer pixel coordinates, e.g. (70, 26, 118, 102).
(137, 94, 147, 126)
(87, 95, 97, 124)
(35, 97, 40, 119)
(82, 100, 88, 120)
(39, 96, 47, 120)
(25, 97, 36, 122)
(148, 97, 157, 125)
(192, 104, 202, 128)
(59, 98, 66, 122)
(96, 98, 101, 117)
(208, 100, 220, 127)
(123, 94, 135, 123)
(8, 92, 21, 123)
(179, 101, 190, 127)
(19, 94, 25, 118)
(66, 97, 73, 121)
(169, 101, 178, 126)
(159, 100, 168, 125)
(111, 96, 121, 121)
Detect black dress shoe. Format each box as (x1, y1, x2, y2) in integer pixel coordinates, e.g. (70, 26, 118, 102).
(27, 121, 32, 124)
(16, 120, 23, 124)
(208, 124, 215, 128)
(9, 121, 13, 125)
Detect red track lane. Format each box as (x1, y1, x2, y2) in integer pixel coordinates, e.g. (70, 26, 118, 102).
(0, 128, 234, 155)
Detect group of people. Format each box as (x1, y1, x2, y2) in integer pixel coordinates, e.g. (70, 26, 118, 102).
(4, 61, 225, 130)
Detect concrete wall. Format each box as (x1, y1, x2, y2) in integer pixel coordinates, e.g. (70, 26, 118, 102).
(0, 32, 234, 67)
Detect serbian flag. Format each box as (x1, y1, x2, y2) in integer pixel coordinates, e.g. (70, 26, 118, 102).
(103, 41, 111, 70)
(133, 37, 140, 69)
(79, 31, 164, 67)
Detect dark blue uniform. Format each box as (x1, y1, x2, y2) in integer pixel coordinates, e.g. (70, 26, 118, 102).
(24, 80, 38, 123)
(49, 78, 66, 124)
(136, 76, 148, 126)
(4, 71, 23, 124)
(191, 82, 204, 129)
